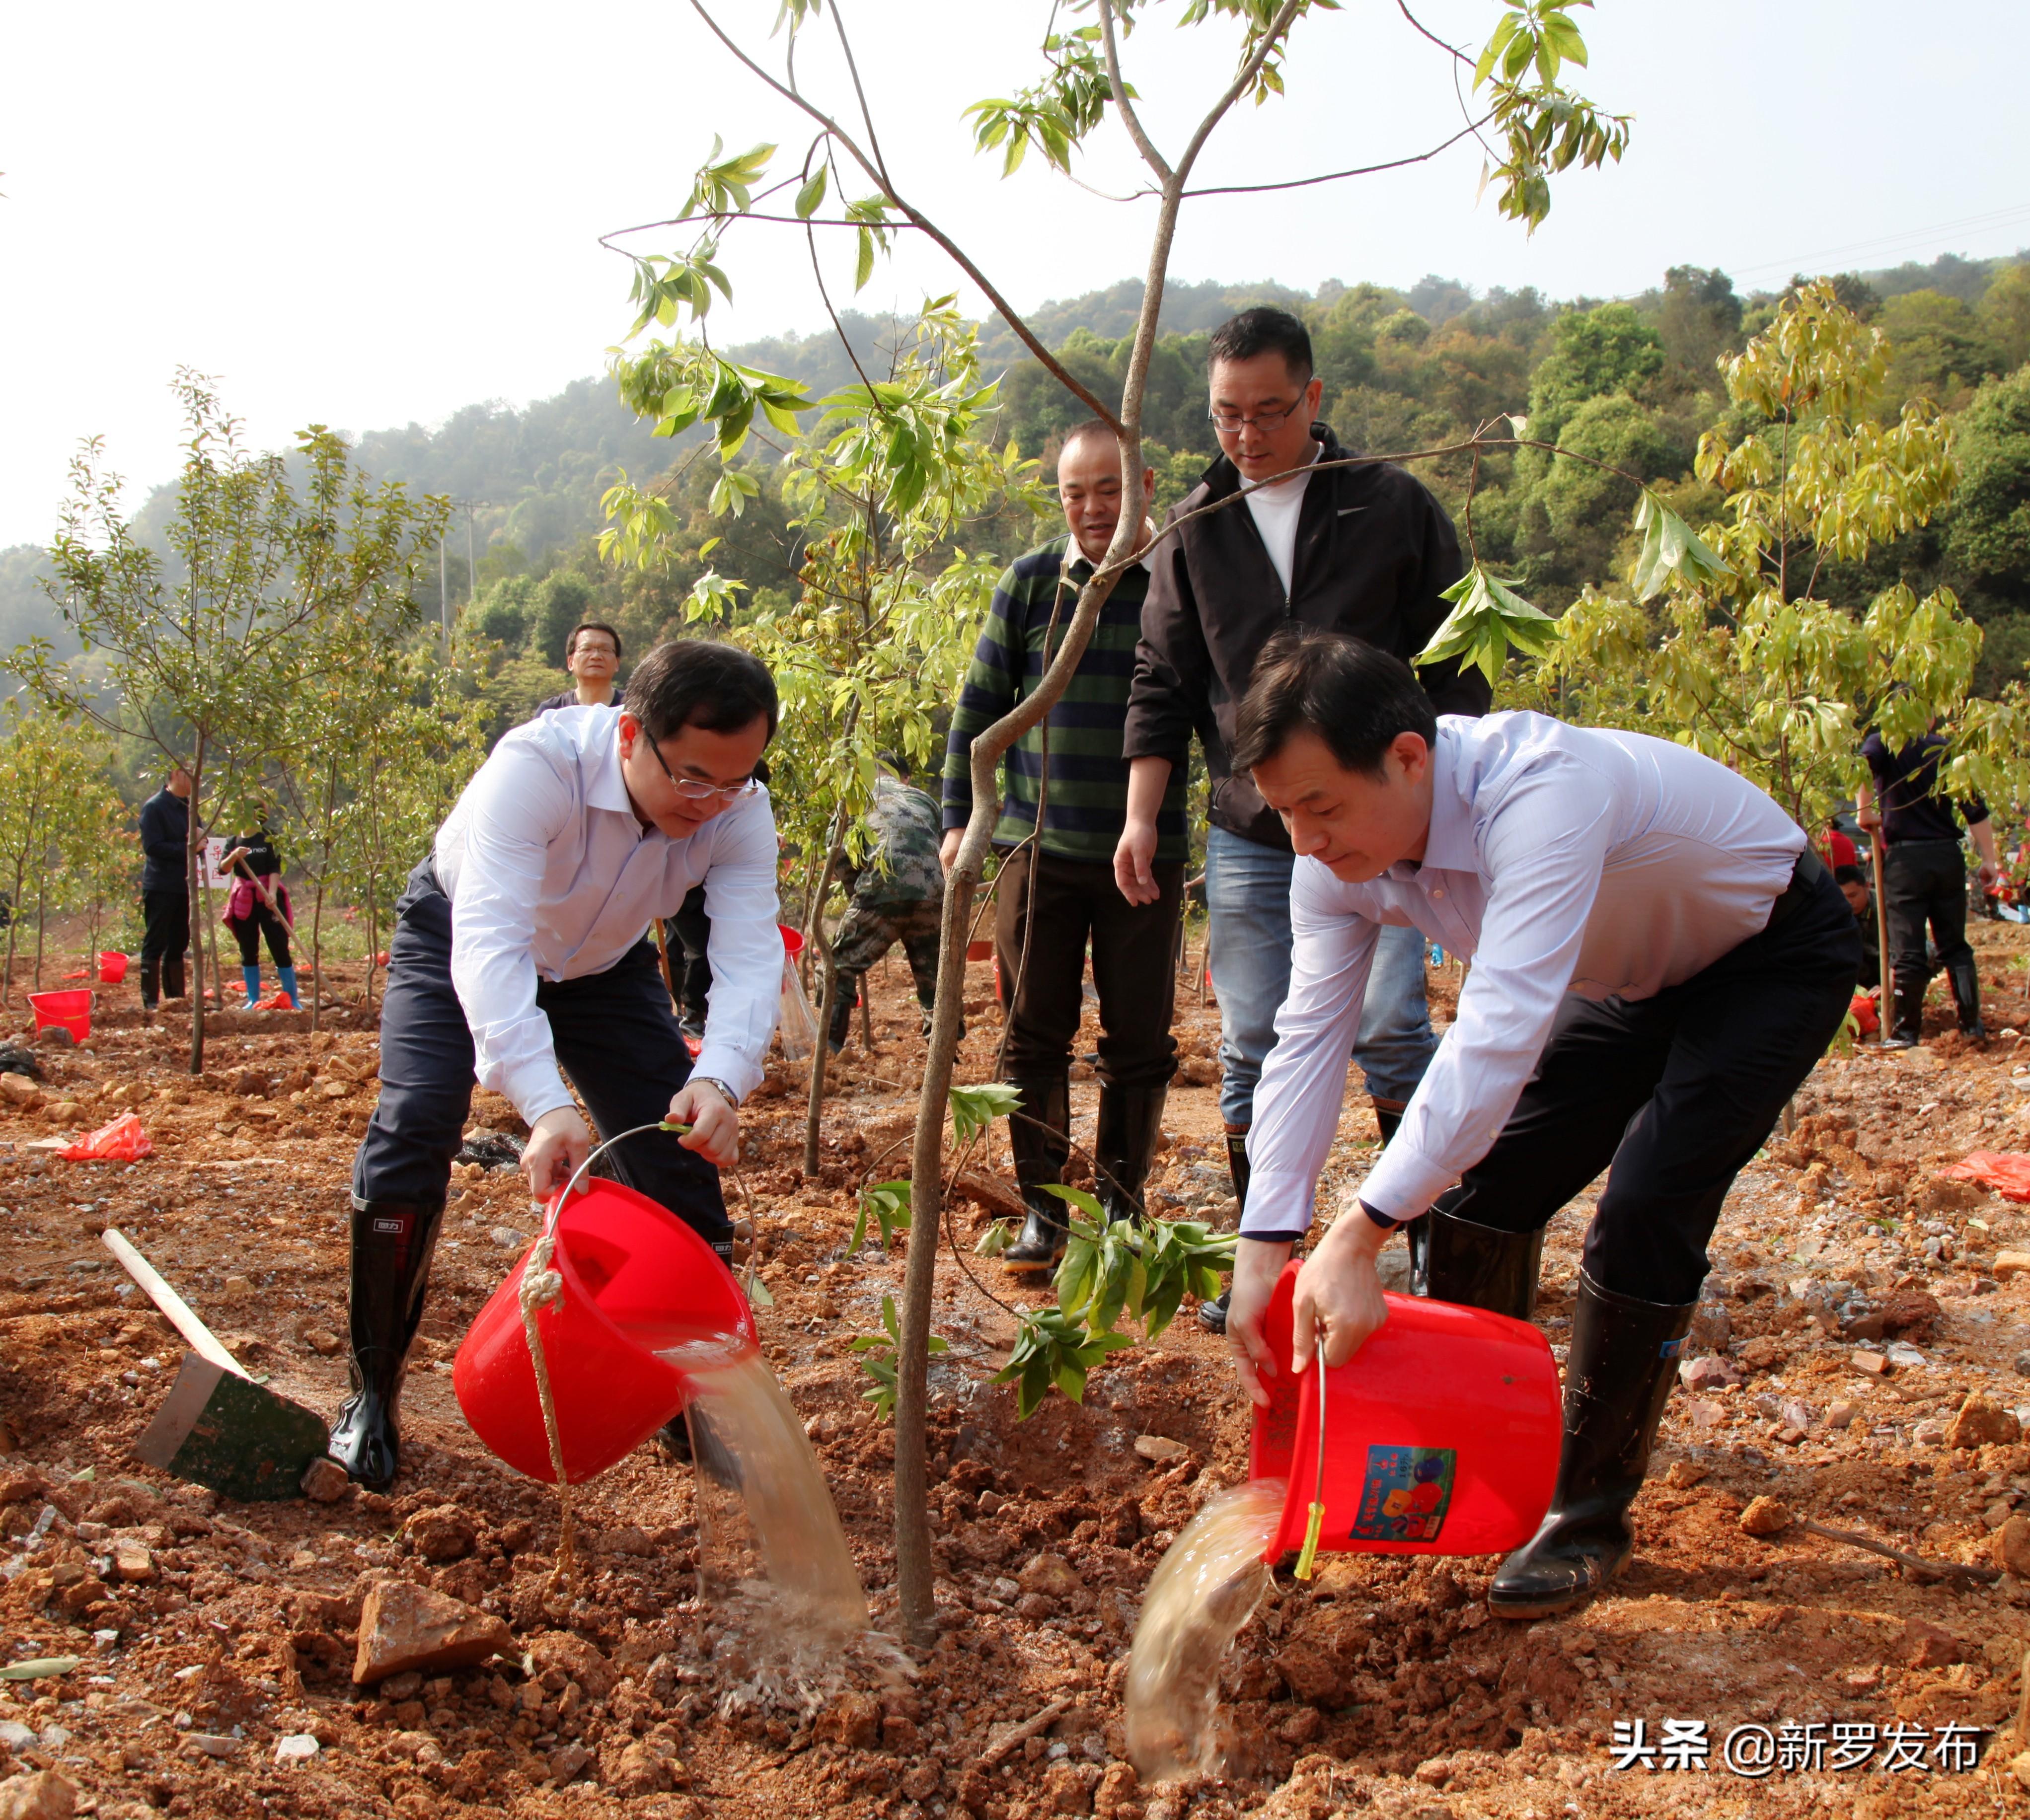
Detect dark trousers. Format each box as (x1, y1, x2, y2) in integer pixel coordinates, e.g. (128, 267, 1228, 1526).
(1884, 839, 1975, 1026)
(667, 884, 711, 1029)
(1436, 861, 1859, 1306)
(228, 904, 293, 970)
(140, 887, 190, 1003)
(994, 846, 1184, 1090)
(353, 863, 729, 1244)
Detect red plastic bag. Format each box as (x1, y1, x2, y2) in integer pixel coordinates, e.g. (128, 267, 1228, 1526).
(1942, 1150, 2030, 1202)
(1849, 991, 1879, 1038)
(58, 1111, 153, 1163)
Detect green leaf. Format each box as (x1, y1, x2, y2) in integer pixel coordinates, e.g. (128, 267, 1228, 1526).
(794, 164, 829, 220)
(0, 1658, 80, 1681)
(949, 1080, 1022, 1148)
(1417, 564, 1561, 685)
(746, 1274, 774, 1309)
(854, 226, 876, 292)
(1628, 490, 1732, 601)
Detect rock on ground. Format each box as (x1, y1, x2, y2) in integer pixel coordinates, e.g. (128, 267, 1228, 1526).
(351, 1579, 512, 1682)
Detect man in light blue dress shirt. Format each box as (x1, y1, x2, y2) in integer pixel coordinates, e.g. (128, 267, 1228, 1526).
(1223, 628, 1858, 1619)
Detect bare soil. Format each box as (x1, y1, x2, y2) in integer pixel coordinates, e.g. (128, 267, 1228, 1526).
(5, 926, 2030, 1820)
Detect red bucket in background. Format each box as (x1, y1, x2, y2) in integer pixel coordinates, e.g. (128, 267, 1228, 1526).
(98, 952, 129, 984)
(1251, 1261, 1562, 1561)
(779, 924, 805, 958)
(454, 1176, 758, 1484)
(28, 990, 92, 1043)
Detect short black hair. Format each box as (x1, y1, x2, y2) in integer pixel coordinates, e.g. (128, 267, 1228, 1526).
(1834, 864, 1866, 887)
(624, 639, 778, 744)
(1058, 418, 1119, 465)
(1208, 307, 1314, 385)
(566, 621, 623, 662)
(1231, 626, 1436, 778)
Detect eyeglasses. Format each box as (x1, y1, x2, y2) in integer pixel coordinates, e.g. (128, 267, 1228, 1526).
(641, 734, 760, 803)
(1208, 396, 1308, 434)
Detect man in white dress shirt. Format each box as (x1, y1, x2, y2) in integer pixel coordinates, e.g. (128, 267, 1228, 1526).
(1223, 628, 1858, 1617)
(332, 639, 784, 1488)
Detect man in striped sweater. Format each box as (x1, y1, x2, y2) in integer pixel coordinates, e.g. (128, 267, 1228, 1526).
(942, 421, 1190, 1269)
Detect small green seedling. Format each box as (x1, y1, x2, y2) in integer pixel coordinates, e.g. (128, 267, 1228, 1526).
(853, 1293, 947, 1421)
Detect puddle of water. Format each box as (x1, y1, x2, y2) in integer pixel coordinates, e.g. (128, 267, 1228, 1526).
(649, 1336, 869, 1646)
(1124, 1477, 1285, 1783)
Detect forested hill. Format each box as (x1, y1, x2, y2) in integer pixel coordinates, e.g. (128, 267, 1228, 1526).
(3, 248, 2025, 668)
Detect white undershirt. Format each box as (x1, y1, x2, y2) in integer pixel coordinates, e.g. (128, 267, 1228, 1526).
(1241, 440, 1320, 598)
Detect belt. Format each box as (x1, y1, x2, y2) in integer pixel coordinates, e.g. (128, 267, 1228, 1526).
(1765, 847, 1828, 932)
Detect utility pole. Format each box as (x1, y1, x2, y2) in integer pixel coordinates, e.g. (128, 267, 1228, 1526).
(438, 535, 449, 642)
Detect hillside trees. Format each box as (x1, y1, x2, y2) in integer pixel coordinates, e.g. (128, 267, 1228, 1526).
(603, 0, 1655, 1643)
(11, 373, 448, 1070)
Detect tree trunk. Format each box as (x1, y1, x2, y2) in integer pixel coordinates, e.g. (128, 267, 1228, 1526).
(32, 863, 46, 992)
(186, 780, 205, 1076)
(310, 879, 325, 1035)
(1, 864, 21, 1011)
(803, 845, 845, 1178)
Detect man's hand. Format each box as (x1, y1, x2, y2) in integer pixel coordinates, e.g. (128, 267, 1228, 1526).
(1980, 859, 2005, 890)
(1225, 1236, 1293, 1408)
(669, 1078, 740, 1168)
(1855, 807, 1882, 833)
(1290, 1207, 1395, 1378)
(938, 828, 964, 876)
(1113, 818, 1159, 906)
(523, 1106, 592, 1200)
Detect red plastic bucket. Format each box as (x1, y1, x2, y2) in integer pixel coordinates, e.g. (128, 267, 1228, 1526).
(1251, 1260, 1561, 1560)
(779, 924, 804, 958)
(98, 952, 129, 984)
(453, 1176, 758, 1484)
(967, 938, 994, 962)
(28, 989, 92, 1043)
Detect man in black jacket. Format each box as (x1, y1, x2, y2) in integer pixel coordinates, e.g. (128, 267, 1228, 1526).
(1113, 308, 1487, 1330)
(138, 763, 193, 1012)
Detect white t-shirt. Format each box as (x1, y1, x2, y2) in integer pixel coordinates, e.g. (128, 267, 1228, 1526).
(1242, 441, 1320, 597)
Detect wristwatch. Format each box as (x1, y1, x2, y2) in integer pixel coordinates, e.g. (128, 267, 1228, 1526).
(692, 1076, 741, 1108)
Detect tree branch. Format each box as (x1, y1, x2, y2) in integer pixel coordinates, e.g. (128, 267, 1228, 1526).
(1172, 0, 1308, 189)
(1095, 0, 1172, 184)
(1181, 115, 1491, 198)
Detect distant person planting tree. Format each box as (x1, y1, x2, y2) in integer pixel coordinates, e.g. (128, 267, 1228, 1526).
(1113, 306, 1483, 1332)
(220, 819, 299, 1009)
(943, 420, 1187, 1267)
(336, 639, 784, 1489)
(1834, 864, 1880, 991)
(1857, 725, 2001, 1047)
(531, 622, 623, 715)
(137, 761, 193, 1013)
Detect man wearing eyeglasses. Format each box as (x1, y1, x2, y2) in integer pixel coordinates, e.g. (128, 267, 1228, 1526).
(333, 638, 782, 1488)
(1115, 307, 1484, 1333)
(531, 622, 624, 715)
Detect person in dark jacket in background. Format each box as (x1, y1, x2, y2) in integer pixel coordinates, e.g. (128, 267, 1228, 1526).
(1858, 728, 2002, 1047)
(530, 623, 623, 715)
(1113, 307, 1487, 1331)
(138, 762, 193, 1012)
(1835, 864, 1880, 991)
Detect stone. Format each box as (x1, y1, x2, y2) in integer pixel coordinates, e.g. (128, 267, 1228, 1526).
(1995, 1252, 2030, 1282)
(301, 1457, 351, 1504)
(274, 1734, 320, 1763)
(406, 1504, 477, 1562)
(1903, 1618, 1966, 1669)
(1018, 1553, 1084, 1601)
(1093, 1761, 1140, 1820)
(816, 1690, 881, 1748)
(379, 1671, 423, 1702)
(547, 1743, 594, 1787)
(1739, 1496, 1793, 1537)
(181, 1734, 240, 1759)
(0, 1472, 46, 1505)
(1947, 1392, 2022, 1450)
(1132, 1436, 1189, 1464)
(1043, 1761, 1101, 1816)
(1879, 1289, 1943, 1343)
(1825, 1400, 1859, 1430)
(301, 1328, 342, 1357)
(612, 1742, 669, 1796)
(594, 1525, 655, 1557)
(112, 1540, 154, 1583)
(2013, 1749, 2030, 1794)
(1852, 1349, 1890, 1376)
(1678, 1355, 1740, 1392)
(0, 1771, 77, 1820)
(0, 1074, 39, 1106)
(1278, 1706, 1324, 1745)
(525, 1629, 616, 1699)
(1663, 1461, 1706, 1489)
(1994, 1514, 2030, 1579)
(1913, 1418, 1949, 1448)
(901, 1760, 942, 1801)
(352, 1580, 512, 1683)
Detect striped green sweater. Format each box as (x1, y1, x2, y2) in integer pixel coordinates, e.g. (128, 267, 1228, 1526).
(941, 538, 1190, 865)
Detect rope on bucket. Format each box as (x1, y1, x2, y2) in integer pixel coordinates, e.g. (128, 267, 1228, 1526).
(1294, 1368, 1329, 1582)
(519, 1116, 738, 1593)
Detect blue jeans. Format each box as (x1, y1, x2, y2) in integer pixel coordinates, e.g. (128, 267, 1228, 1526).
(1203, 825, 1437, 1126)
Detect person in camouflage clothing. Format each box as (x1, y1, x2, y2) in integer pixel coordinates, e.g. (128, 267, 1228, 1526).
(828, 756, 947, 1051)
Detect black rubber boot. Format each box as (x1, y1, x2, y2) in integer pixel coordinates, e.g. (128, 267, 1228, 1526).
(1095, 1084, 1167, 1224)
(162, 952, 185, 1002)
(1002, 1074, 1071, 1270)
(140, 957, 160, 1014)
(1408, 1200, 1545, 1319)
(1880, 969, 1927, 1050)
(827, 974, 860, 1055)
(1948, 955, 1987, 1039)
(329, 1197, 446, 1489)
(1197, 1123, 1254, 1334)
(1488, 1272, 1696, 1618)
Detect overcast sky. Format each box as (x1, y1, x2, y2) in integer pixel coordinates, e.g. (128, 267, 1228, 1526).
(4, 0, 2026, 549)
